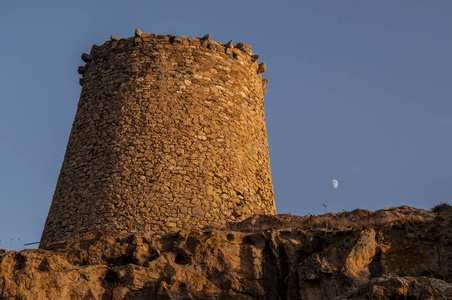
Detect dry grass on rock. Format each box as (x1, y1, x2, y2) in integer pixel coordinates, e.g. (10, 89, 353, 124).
(231, 204, 444, 232)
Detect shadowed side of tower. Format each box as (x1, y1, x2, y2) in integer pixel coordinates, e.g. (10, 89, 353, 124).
(40, 31, 275, 247)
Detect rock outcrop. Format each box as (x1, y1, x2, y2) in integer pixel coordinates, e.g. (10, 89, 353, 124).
(1, 204, 451, 299)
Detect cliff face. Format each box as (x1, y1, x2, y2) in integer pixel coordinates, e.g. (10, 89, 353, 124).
(1, 205, 451, 299)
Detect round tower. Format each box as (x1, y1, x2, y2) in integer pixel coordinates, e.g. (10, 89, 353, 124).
(40, 31, 275, 247)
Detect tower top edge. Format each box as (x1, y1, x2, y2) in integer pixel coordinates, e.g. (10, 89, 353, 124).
(80, 29, 260, 62)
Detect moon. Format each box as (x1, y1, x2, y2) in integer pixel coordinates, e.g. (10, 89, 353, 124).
(332, 179, 339, 189)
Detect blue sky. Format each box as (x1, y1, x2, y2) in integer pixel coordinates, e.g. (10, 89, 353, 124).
(1, 1, 451, 250)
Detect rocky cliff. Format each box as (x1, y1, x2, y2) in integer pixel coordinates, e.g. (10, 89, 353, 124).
(1, 204, 451, 299)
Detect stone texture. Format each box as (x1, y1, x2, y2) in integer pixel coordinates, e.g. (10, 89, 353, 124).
(236, 43, 252, 54)
(3, 205, 452, 299)
(40, 33, 275, 247)
(77, 66, 86, 74)
(81, 53, 92, 63)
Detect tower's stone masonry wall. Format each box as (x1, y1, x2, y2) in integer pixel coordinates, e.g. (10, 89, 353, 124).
(40, 32, 275, 247)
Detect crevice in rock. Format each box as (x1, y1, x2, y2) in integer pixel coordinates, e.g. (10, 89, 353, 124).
(37, 258, 50, 272)
(261, 233, 286, 299)
(174, 248, 191, 265)
(14, 253, 27, 271)
(369, 248, 384, 278)
(101, 268, 119, 300)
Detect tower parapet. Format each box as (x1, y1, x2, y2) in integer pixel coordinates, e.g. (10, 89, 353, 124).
(40, 30, 275, 247)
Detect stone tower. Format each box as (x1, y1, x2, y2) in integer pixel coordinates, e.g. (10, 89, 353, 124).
(40, 30, 275, 247)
